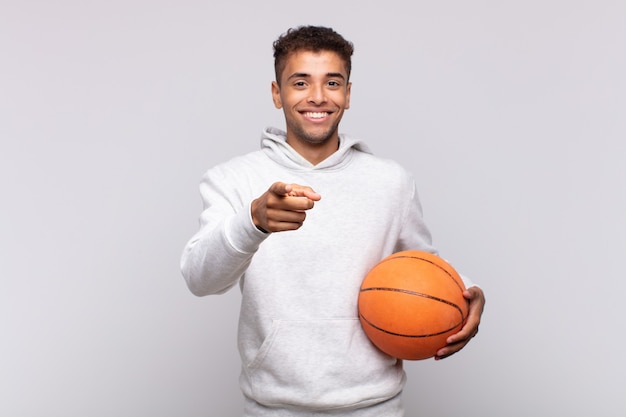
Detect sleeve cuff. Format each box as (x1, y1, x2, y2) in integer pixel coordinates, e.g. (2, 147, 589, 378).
(223, 201, 270, 254)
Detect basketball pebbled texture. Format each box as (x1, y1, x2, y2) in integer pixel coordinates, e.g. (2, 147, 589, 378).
(358, 250, 469, 360)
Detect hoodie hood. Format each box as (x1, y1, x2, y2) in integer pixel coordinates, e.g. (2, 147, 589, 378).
(261, 126, 372, 171)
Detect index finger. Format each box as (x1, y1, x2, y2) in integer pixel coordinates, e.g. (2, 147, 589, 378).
(287, 184, 321, 201)
(269, 182, 321, 201)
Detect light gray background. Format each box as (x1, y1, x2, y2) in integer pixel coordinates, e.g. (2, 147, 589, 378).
(2, 1, 624, 416)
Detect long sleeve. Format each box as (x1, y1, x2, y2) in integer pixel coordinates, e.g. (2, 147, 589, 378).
(180, 166, 269, 296)
(396, 178, 475, 289)
(394, 177, 436, 255)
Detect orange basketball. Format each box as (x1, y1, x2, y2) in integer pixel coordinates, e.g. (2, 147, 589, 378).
(358, 250, 469, 360)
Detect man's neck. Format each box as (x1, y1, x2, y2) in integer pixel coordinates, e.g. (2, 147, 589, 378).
(286, 136, 340, 165)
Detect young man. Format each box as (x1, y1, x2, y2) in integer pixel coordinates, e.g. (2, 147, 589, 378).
(181, 25, 485, 417)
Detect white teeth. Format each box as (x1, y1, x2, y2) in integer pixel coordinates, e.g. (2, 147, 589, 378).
(305, 112, 328, 119)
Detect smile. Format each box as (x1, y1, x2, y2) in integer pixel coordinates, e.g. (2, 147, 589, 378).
(303, 111, 329, 119)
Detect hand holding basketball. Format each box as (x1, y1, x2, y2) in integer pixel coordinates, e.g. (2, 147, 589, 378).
(434, 285, 485, 360)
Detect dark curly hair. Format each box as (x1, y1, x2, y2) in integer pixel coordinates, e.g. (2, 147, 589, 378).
(273, 25, 354, 85)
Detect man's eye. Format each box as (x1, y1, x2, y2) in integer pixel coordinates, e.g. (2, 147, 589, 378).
(294, 81, 306, 87)
(328, 81, 340, 87)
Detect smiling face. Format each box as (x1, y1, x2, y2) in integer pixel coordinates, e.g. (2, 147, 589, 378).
(271, 50, 351, 163)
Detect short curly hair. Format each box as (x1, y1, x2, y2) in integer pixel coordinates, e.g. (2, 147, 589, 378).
(273, 25, 354, 85)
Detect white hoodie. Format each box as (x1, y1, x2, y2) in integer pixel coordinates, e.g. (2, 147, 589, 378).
(181, 127, 466, 416)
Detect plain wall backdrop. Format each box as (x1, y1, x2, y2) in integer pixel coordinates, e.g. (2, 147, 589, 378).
(2, 1, 625, 416)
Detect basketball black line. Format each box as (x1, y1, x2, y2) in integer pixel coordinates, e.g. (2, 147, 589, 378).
(374, 254, 466, 294)
(359, 286, 465, 317)
(358, 312, 462, 338)
(359, 287, 466, 337)
(363, 254, 468, 322)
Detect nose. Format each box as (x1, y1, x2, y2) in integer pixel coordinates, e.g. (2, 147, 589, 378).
(307, 84, 327, 105)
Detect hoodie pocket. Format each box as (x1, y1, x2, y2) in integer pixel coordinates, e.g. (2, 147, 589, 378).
(246, 318, 403, 410)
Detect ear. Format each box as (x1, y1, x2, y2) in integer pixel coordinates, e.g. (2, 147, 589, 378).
(271, 81, 282, 109)
(345, 81, 352, 110)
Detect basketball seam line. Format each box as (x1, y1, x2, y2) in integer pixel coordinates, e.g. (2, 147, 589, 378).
(359, 286, 466, 317)
(358, 313, 463, 338)
(377, 255, 465, 293)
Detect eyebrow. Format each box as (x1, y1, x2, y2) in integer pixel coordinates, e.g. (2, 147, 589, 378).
(287, 72, 346, 81)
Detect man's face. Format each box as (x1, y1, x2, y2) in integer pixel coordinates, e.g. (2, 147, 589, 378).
(272, 50, 351, 148)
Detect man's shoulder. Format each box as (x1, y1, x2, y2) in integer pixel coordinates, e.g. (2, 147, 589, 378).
(355, 150, 412, 177)
(212, 149, 267, 170)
